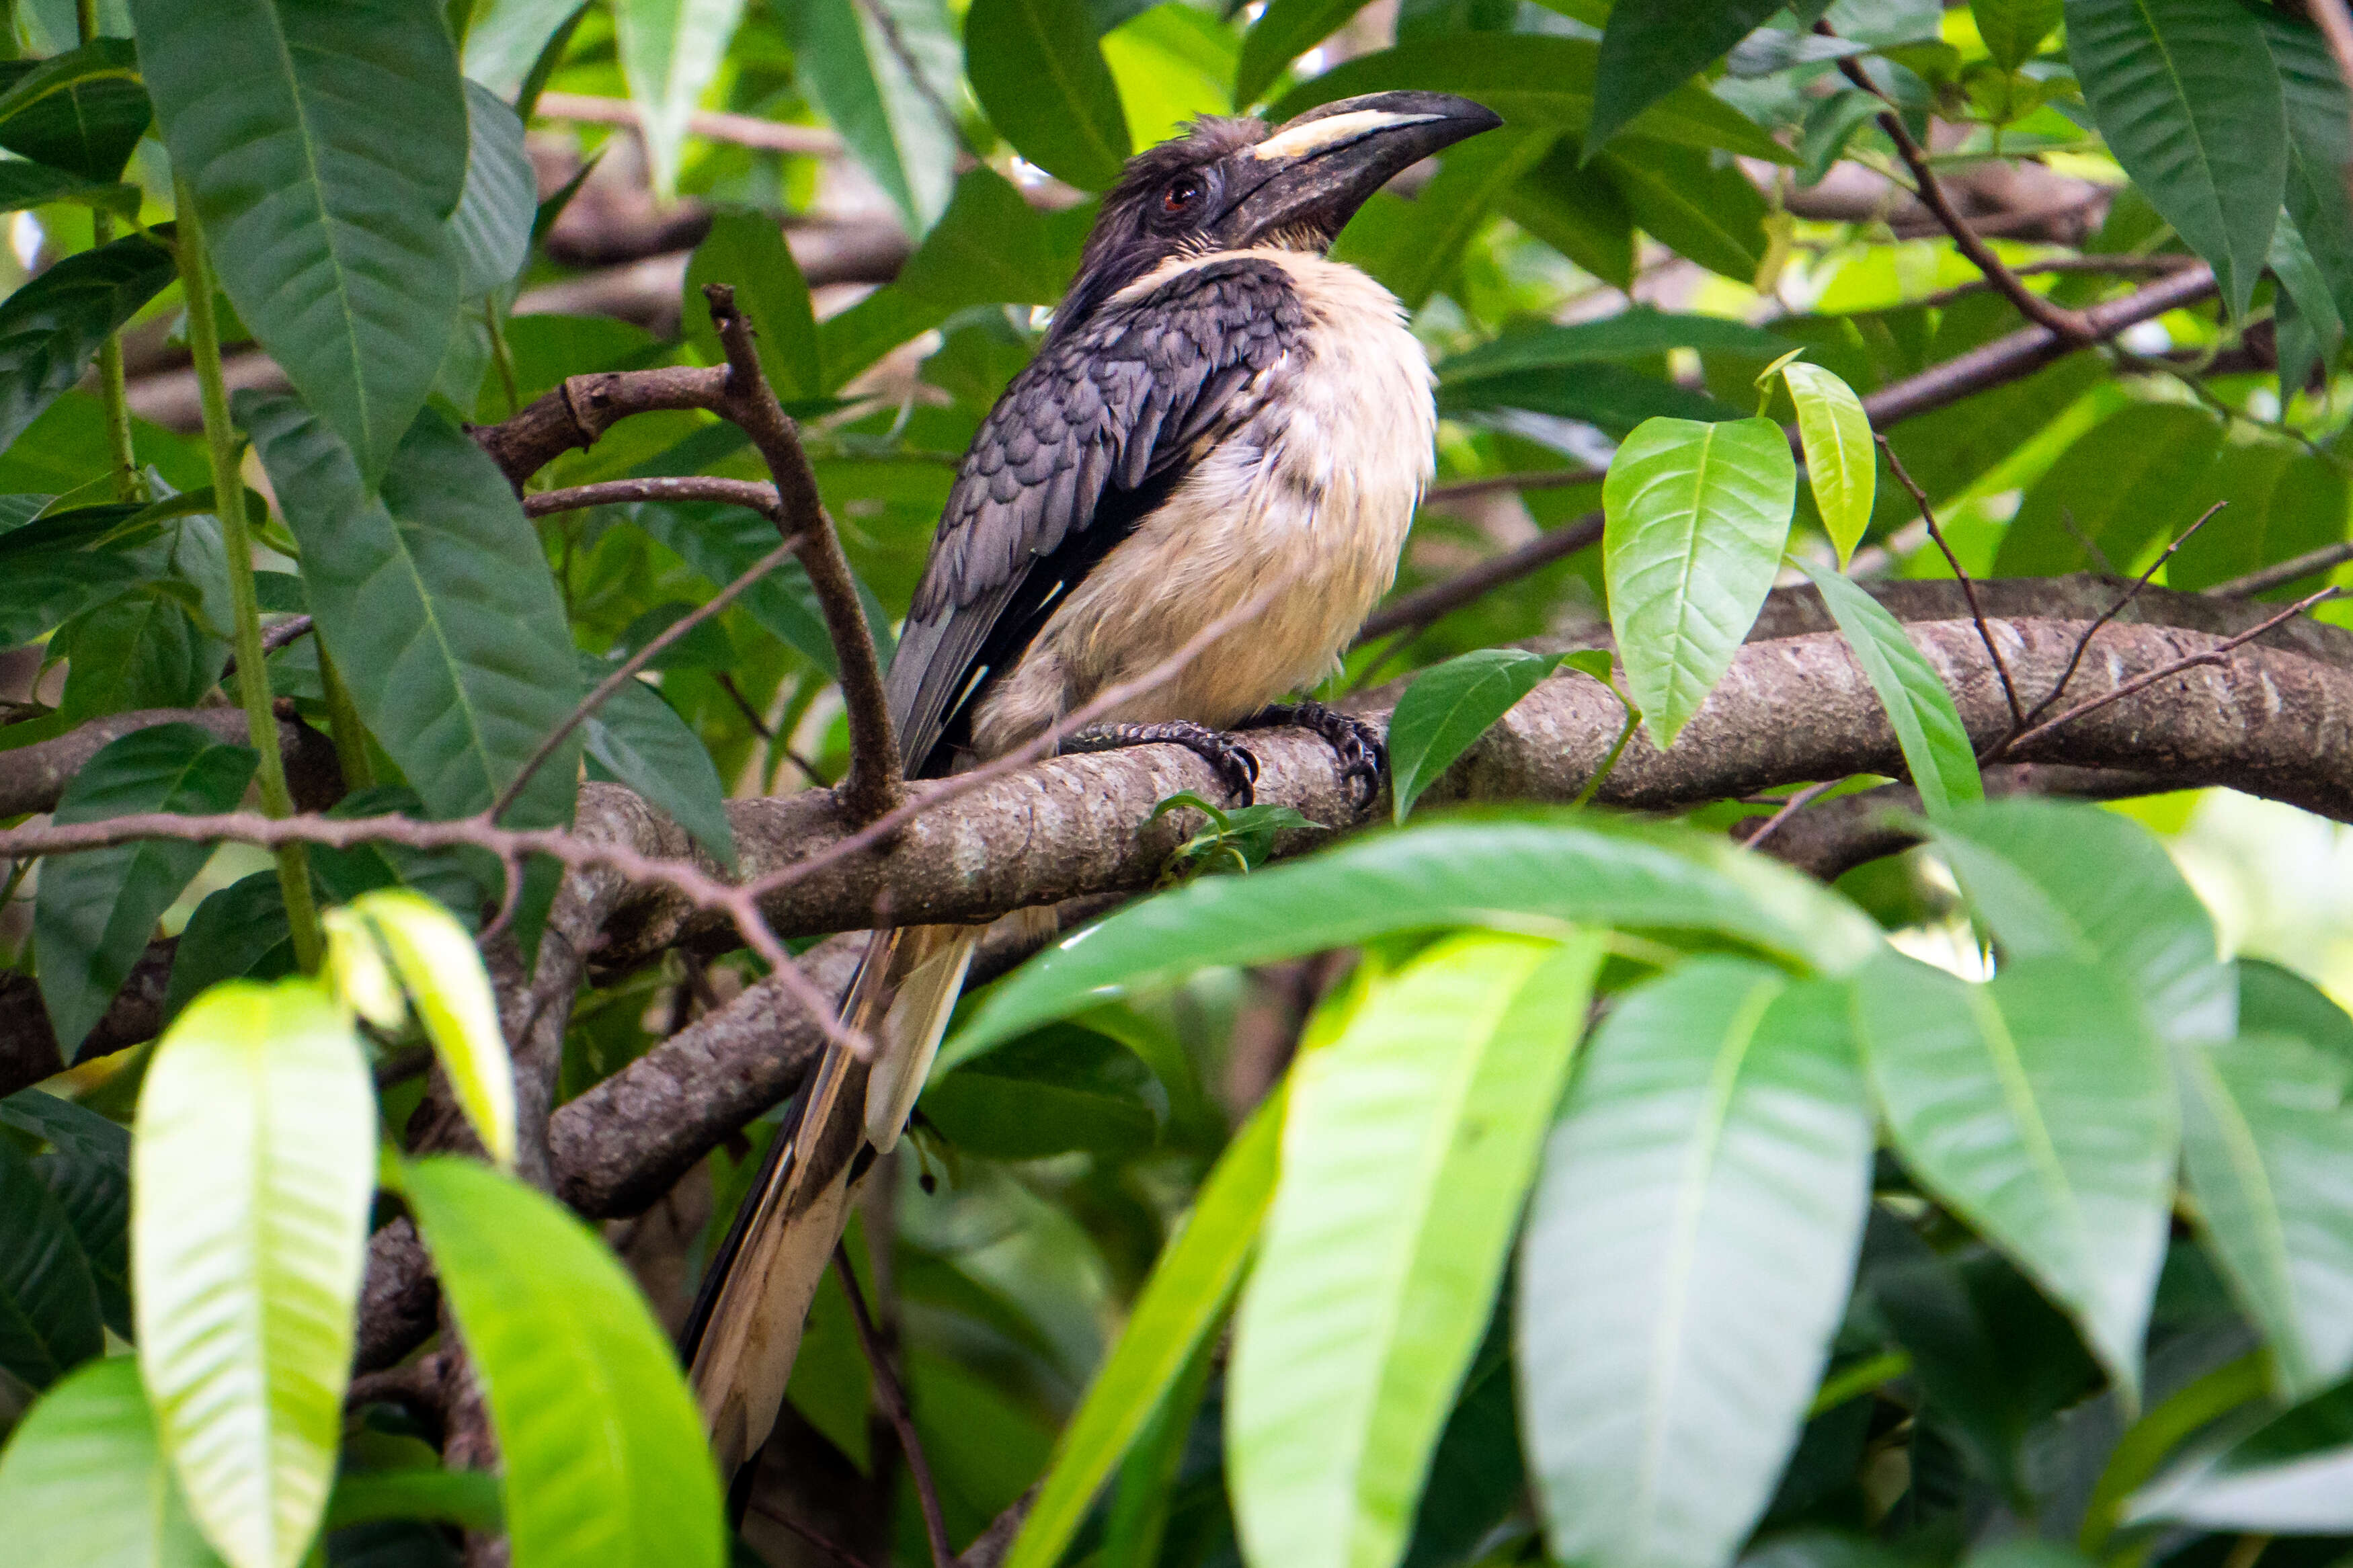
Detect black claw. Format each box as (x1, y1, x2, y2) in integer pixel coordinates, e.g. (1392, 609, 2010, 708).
(1243, 700, 1388, 808)
(1062, 719, 1261, 806)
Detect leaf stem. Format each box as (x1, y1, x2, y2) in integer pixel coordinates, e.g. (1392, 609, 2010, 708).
(1574, 707, 1639, 809)
(316, 640, 376, 792)
(173, 176, 323, 972)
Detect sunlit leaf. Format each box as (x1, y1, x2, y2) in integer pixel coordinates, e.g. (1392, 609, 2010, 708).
(966, 0, 1131, 190)
(1974, 0, 2063, 70)
(789, 0, 962, 233)
(1386, 649, 1566, 823)
(1794, 563, 1981, 819)
(684, 211, 823, 400)
(1782, 362, 1876, 565)
(1235, 0, 1376, 107)
(0, 1358, 224, 1567)
(614, 0, 747, 197)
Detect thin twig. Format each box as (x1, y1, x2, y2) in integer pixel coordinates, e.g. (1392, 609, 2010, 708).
(2005, 587, 2341, 753)
(1875, 434, 2027, 732)
(216, 614, 315, 682)
(522, 476, 784, 520)
(2055, 505, 2118, 577)
(2011, 500, 2226, 733)
(747, 1499, 881, 1568)
(834, 1247, 954, 1568)
(1740, 780, 1841, 852)
(489, 534, 805, 825)
(715, 672, 775, 739)
(2208, 538, 2353, 599)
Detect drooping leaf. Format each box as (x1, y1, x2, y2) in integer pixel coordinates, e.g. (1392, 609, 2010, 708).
(1387, 649, 1567, 823)
(5, 1089, 133, 1339)
(924, 1022, 1167, 1159)
(2262, 14, 2353, 328)
(614, 0, 748, 197)
(1234, 931, 1606, 1568)
(0, 1358, 225, 1567)
(966, 0, 1131, 190)
(2268, 210, 2343, 395)
(684, 211, 823, 399)
(132, 0, 470, 479)
(239, 397, 584, 828)
(1235, 0, 1376, 107)
(1794, 563, 1982, 819)
(1593, 137, 1772, 282)
(2176, 1032, 2353, 1399)
(449, 81, 535, 300)
(2130, 1378, 2353, 1530)
(34, 725, 258, 1059)
(1854, 951, 2177, 1401)
(1975, 0, 2063, 70)
(0, 1133, 103, 1389)
(1588, 0, 1784, 153)
(789, 0, 963, 233)
(580, 661, 738, 868)
(1520, 962, 1873, 1568)
(948, 815, 1882, 1069)
(1603, 415, 1797, 747)
(0, 159, 141, 218)
(134, 979, 377, 1568)
(400, 1156, 726, 1568)
(627, 499, 846, 673)
(1991, 403, 2225, 576)
(1008, 1089, 1284, 1568)
(1782, 362, 1876, 565)
(0, 38, 151, 181)
(0, 229, 175, 454)
(2065, 0, 2286, 317)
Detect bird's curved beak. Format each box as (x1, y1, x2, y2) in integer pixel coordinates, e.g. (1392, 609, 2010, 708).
(1210, 91, 1503, 248)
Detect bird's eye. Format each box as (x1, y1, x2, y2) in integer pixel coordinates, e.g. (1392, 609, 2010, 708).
(1162, 175, 1203, 213)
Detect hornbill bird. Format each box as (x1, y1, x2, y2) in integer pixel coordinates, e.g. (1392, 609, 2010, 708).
(682, 88, 1503, 1488)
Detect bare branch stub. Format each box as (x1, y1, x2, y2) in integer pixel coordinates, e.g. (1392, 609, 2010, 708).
(469, 363, 730, 489)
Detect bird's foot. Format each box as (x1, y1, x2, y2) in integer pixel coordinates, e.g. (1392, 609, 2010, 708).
(1062, 720, 1261, 805)
(1242, 699, 1387, 807)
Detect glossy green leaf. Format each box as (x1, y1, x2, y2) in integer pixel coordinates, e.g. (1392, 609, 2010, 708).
(580, 662, 739, 867)
(0, 1133, 102, 1389)
(165, 872, 298, 1023)
(967, 0, 1131, 190)
(1008, 1089, 1283, 1568)
(1854, 951, 2176, 1401)
(2176, 1032, 2353, 1399)
(948, 815, 1882, 1068)
(241, 397, 584, 827)
(2165, 443, 2348, 597)
(1603, 415, 1797, 747)
(1520, 962, 1872, 1568)
(0, 1357, 225, 1568)
(1337, 127, 1558, 309)
(1236, 0, 1375, 106)
(2262, 14, 2353, 329)
(684, 211, 823, 400)
(1594, 138, 1771, 284)
(34, 725, 258, 1059)
(1991, 403, 2223, 576)
(2065, 0, 2286, 318)
(0, 230, 175, 453)
(1928, 796, 2235, 1047)
(1438, 364, 1741, 437)
(133, 0, 469, 479)
(7, 1089, 132, 1339)
(1975, 0, 2063, 69)
(924, 1022, 1166, 1158)
(1782, 362, 1876, 565)
(2130, 1378, 2353, 1530)
(135, 979, 376, 1568)
(1589, 0, 1782, 153)
(0, 39, 150, 181)
(614, 0, 747, 197)
(401, 1155, 726, 1568)
(0, 159, 140, 218)
(1387, 649, 1566, 823)
(450, 81, 535, 300)
(1269, 38, 1795, 164)
(1234, 931, 1605, 1568)
(1794, 563, 1981, 819)
(789, 0, 962, 233)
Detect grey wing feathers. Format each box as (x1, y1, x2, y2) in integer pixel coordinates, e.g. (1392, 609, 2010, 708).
(886, 257, 1307, 773)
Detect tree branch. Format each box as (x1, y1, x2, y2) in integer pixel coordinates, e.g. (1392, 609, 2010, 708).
(521, 477, 783, 521)
(0, 705, 341, 820)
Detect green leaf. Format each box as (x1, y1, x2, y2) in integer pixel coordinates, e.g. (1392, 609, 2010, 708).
(133, 0, 470, 479)
(1793, 563, 1982, 819)
(2064, 0, 2286, 318)
(2130, 1379, 2353, 1530)
(0, 1358, 225, 1567)
(1387, 649, 1566, 822)
(1520, 961, 1873, 1568)
(1975, 0, 2063, 69)
(450, 81, 535, 301)
(1593, 138, 1771, 284)
(165, 872, 298, 1024)
(0, 38, 151, 181)
(789, 0, 962, 233)
(614, 0, 748, 197)
(2239, 959, 2353, 1076)
(400, 1155, 726, 1568)
(1008, 1088, 1284, 1568)
(1236, 0, 1376, 106)
(0, 546, 139, 644)
(241, 397, 584, 827)
(1233, 931, 1605, 1568)
(1782, 362, 1876, 565)
(1589, 0, 1783, 153)
(684, 212, 823, 400)
(2165, 443, 2348, 597)
(0, 229, 176, 453)
(1500, 137, 1636, 287)
(1438, 364, 1742, 437)
(2176, 1032, 2353, 1399)
(924, 1022, 1167, 1158)
(1437, 311, 1793, 380)
(2261, 14, 2353, 330)
(1853, 951, 2177, 1401)
(464, 0, 591, 97)
(1335, 126, 1558, 310)
(1603, 415, 1797, 747)
(948, 815, 1882, 1069)
(580, 662, 738, 868)
(0, 1133, 102, 1389)
(966, 0, 1131, 190)
(325, 1469, 504, 1534)
(1269, 37, 1796, 165)
(0, 159, 141, 219)
(1991, 403, 2223, 577)
(627, 499, 844, 673)
(134, 979, 377, 1568)
(2270, 212, 2343, 397)
(1927, 796, 2235, 1048)
(34, 725, 258, 1059)
(53, 585, 227, 724)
